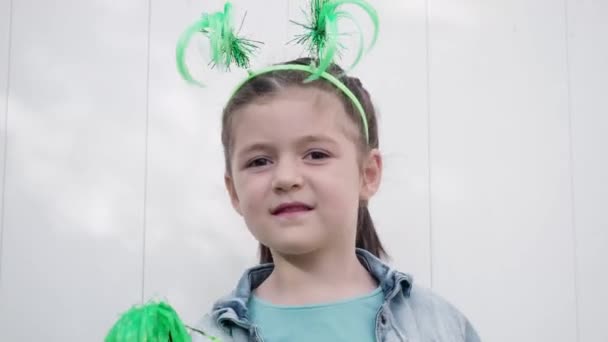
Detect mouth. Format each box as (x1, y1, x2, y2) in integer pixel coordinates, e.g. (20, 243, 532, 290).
(271, 202, 314, 216)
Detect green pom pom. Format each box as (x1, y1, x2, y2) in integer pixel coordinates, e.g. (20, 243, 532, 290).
(290, 0, 379, 82)
(105, 301, 191, 342)
(106, 301, 222, 342)
(176, 2, 262, 87)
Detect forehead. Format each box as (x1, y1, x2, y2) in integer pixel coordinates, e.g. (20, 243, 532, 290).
(231, 86, 359, 148)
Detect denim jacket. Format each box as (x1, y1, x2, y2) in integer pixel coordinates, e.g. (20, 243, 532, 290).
(192, 248, 481, 342)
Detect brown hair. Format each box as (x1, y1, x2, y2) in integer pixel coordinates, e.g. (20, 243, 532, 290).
(221, 57, 387, 263)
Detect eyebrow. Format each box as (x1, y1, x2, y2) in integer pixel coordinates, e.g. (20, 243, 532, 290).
(236, 134, 339, 158)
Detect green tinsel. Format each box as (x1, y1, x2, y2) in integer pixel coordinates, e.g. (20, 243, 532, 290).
(176, 2, 262, 87)
(290, 0, 379, 81)
(105, 301, 220, 342)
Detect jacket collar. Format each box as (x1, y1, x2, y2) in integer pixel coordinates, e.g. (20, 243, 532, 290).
(210, 248, 413, 329)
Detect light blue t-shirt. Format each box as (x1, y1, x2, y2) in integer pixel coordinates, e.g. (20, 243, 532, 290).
(247, 286, 384, 342)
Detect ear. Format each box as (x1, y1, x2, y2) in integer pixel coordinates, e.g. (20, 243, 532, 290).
(359, 149, 383, 201)
(224, 173, 243, 216)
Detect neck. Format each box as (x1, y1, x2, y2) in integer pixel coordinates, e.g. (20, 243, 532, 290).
(254, 246, 378, 306)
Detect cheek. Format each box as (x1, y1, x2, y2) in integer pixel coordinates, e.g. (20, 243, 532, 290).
(235, 174, 269, 211)
(317, 165, 362, 205)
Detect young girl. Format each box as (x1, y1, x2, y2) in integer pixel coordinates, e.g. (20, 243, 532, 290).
(189, 57, 481, 342)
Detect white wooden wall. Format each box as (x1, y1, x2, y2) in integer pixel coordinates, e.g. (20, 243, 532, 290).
(0, 0, 606, 341)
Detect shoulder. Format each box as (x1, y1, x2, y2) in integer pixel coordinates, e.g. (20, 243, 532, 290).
(189, 313, 235, 342)
(407, 284, 462, 315)
(394, 284, 481, 341)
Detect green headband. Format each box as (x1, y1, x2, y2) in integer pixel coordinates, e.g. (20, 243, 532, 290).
(230, 63, 369, 143)
(176, 0, 378, 143)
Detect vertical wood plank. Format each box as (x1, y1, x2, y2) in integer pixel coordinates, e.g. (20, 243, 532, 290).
(0, 1, 149, 340)
(567, 1, 608, 341)
(0, 0, 12, 290)
(428, 0, 577, 340)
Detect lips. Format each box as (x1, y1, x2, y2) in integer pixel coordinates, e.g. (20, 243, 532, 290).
(271, 202, 313, 215)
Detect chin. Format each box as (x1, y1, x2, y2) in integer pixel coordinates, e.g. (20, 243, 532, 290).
(267, 242, 322, 258)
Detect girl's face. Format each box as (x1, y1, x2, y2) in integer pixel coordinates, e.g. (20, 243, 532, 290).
(224, 86, 382, 258)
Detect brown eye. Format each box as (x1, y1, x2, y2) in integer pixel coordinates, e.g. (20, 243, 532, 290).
(246, 158, 271, 168)
(306, 150, 330, 160)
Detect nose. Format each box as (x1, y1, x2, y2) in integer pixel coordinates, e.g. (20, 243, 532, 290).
(271, 158, 303, 192)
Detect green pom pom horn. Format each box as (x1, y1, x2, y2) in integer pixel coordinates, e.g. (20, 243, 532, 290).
(105, 301, 221, 342)
(176, 2, 262, 87)
(290, 0, 379, 82)
(105, 301, 190, 342)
